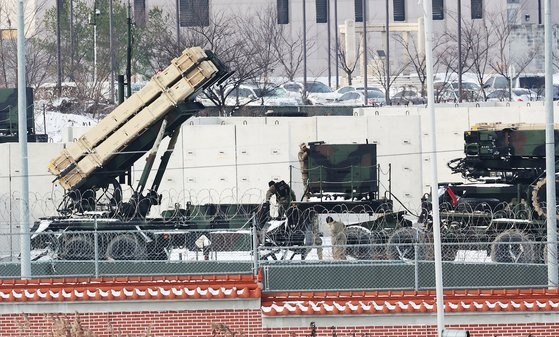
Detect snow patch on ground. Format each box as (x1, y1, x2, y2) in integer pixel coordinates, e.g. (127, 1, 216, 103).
(34, 103, 98, 143)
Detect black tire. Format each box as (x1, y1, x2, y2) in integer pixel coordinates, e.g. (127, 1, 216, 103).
(490, 229, 536, 263)
(345, 226, 373, 260)
(105, 234, 146, 260)
(59, 235, 95, 260)
(386, 227, 431, 261)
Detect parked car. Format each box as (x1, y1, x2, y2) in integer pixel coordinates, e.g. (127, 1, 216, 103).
(332, 89, 385, 106)
(309, 85, 359, 105)
(305, 81, 334, 105)
(391, 90, 426, 105)
(280, 82, 306, 103)
(434, 81, 484, 102)
(255, 87, 302, 106)
(195, 92, 217, 107)
(486, 88, 540, 102)
(483, 75, 510, 92)
(224, 85, 259, 106)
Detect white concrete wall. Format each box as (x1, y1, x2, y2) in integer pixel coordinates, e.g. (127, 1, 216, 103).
(1, 102, 558, 235)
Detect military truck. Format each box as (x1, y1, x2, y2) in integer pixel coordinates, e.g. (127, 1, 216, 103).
(0, 87, 47, 142)
(258, 141, 411, 261)
(29, 45, 406, 262)
(31, 47, 246, 260)
(419, 122, 558, 263)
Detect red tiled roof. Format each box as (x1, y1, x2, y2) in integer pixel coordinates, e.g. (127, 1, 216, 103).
(0, 274, 262, 302)
(2, 274, 559, 317)
(261, 288, 559, 316)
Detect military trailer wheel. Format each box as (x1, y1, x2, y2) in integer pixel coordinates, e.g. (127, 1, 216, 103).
(490, 229, 536, 263)
(386, 227, 431, 261)
(59, 235, 95, 260)
(105, 234, 146, 260)
(440, 232, 459, 261)
(531, 176, 559, 218)
(345, 226, 373, 260)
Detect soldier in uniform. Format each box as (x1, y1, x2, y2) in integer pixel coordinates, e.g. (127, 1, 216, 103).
(265, 180, 296, 218)
(326, 216, 347, 260)
(305, 216, 323, 260)
(298, 143, 310, 200)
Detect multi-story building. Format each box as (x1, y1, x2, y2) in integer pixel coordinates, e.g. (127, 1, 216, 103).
(2, 0, 559, 86)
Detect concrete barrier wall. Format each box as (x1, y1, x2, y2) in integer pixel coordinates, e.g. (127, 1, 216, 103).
(1, 103, 557, 235)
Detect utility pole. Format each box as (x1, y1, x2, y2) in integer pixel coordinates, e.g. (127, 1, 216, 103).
(363, 0, 368, 105)
(127, 0, 132, 98)
(109, 0, 115, 103)
(385, 0, 390, 105)
(17, 0, 31, 279)
(457, 0, 462, 103)
(90, 1, 100, 87)
(303, 0, 307, 98)
(70, 0, 75, 81)
(327, 0, 331, 88)
(176, 0, 181, 48)
(56, 0, 62, 97)
(334, 0, 339, 88)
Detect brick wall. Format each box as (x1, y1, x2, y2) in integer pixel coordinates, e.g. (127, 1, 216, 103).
(2, 310, 559, 337)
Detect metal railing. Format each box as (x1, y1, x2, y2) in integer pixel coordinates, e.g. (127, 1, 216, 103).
(1, 228, 557, 291)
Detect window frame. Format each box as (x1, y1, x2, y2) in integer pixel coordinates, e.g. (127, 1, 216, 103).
(432, 0, 444, 20)
(316, 0, 328, 23)
(393, 0, 405, 22)
(355, 0, 363, 22)
(471, 0, 482, 19)
(277, 0, 289, 24)
(134, 0, 146, 27)
(179, 0, 209, 27)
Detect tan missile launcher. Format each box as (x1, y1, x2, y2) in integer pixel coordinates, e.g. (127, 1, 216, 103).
(48, 47, 223, 191)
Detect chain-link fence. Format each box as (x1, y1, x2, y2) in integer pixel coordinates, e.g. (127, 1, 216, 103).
(1, 227, 557, 291)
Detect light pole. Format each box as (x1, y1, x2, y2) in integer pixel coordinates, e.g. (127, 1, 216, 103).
(109, 0, 115, 103)
(334, 0, 339, 88)
(362, 0, 368, 105)
(303, 0, 307, 98)
(90, 6, 100, 86)
(385, 0, 390, 105)
(327, 0, 331, 87)
(457, 0, 462, 103)
(56, 0, 62, 97)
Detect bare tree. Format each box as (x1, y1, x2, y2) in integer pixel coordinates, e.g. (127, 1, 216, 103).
(367, 47, 409, 104)
(488, 11, 539, 97)
(0, 0, 51, 89)
(170, 9, 282, 114)
(136, 7, 184, 75)
(460, 17, 496, 100)
(337, 37, 360, 86)
(394, 31, 447, 98)
(272, 27, 306, 82)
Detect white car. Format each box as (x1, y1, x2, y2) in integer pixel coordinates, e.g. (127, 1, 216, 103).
(255, 87, 302, 106)
(225, 85, 301, 106)
(305, 81, 334, 105)
(331, 89, 386, 106)
(309, 85, 358, 105)
(486, 89, 540, 102)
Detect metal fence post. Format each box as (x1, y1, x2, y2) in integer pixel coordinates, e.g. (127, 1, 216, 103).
(94, 216, 99, 278)
(252, 214, 259, 275)
(414, 241, 419, 291)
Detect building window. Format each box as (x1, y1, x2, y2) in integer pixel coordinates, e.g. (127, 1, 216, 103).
(432, 0, 444, 20)
(316, 0, 328, 23)
(277, 0, 289, 24)
(355, 0, 363, 22)
(134, 0, 146, 27)
(471, 0, 482, 19)
(179, 0, 209, 27)
(393, 0, 405, 21)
